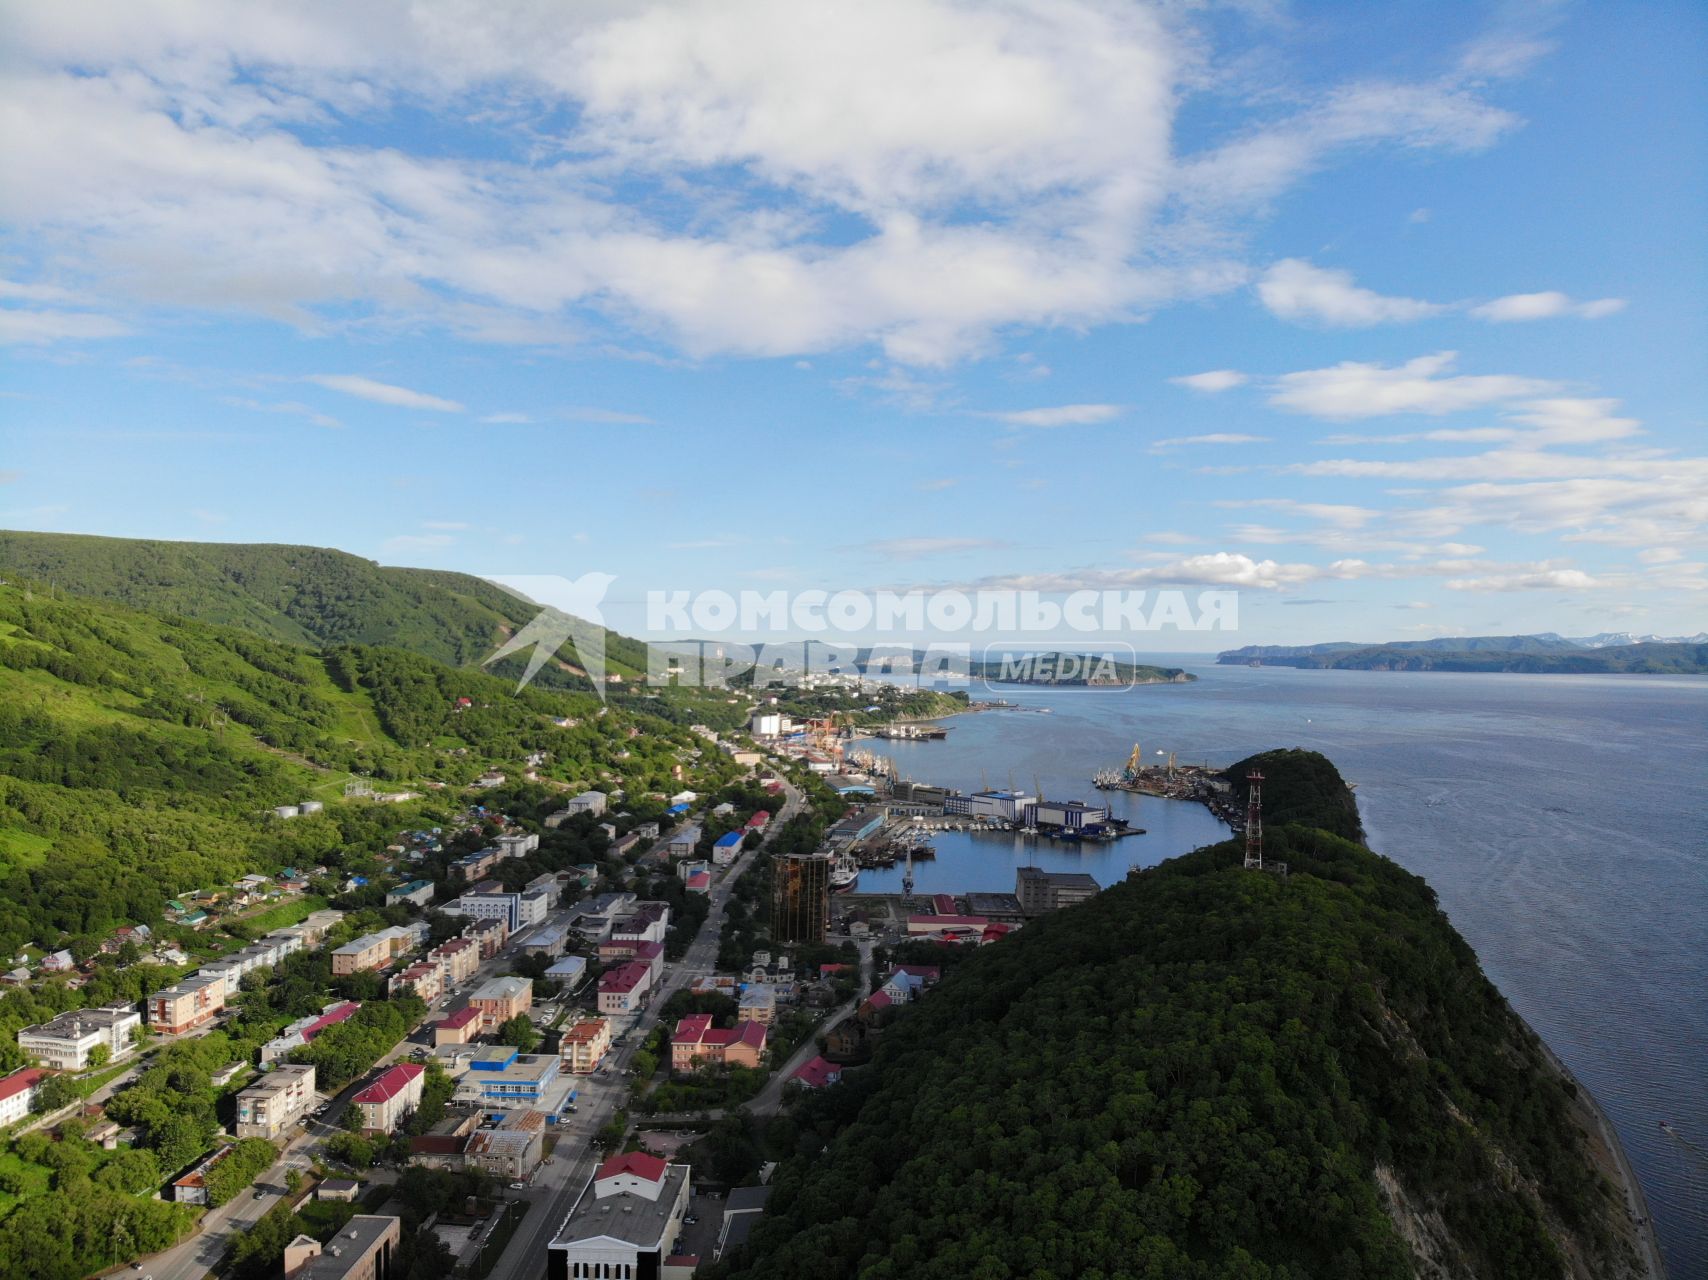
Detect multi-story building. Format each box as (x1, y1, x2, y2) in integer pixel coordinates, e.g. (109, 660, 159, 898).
(544, 956, 588, 992)
(515, 923, 569, 959)
(445, 889, 523, 933)
(450, 847, 503, 882)
(495, 832, 540, 859)
(597, 961, 653, 1015)
(451, 1050, 559, 1108)
(235, 1063, 317, 1139)
(388, 961, 445, 1002)
(351, 1062, 425, 1135)
(524, 871, 561, 906)
(330, 924, 426, 976)
(0, 1068, 46, 1126)
(284, 1215, 401, 1280)
(147, 973, 227, 1034)
(463, 1112, 546, 1180)
(17, 1004, 141, 1070)
(462, 916, 509, 959)
(428, 936, 480, 984)
(434, 1006, 481, 1047)
(737, 985, 776, 1026)
(545, 791, 607, 825)
(670, 1015, 767, 1072)
(260, 1001, 361, 1065)
(468, 975, 532, 1033)
(771, 852, 830, 945)
(547, 1152, 690, 1280)
(559, 1016, 612, 1075)
(612, 901, 670, 946)
(1015, 866, 1101, 916)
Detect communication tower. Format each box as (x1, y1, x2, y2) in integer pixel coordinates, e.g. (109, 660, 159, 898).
(1243, 771, 1264, 870)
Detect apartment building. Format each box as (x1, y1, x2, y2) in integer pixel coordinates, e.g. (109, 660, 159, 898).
(330, 923, 426, 976)
(428, 936, 480, 984)
(559, 1016, 612, 1075)
(0, 1068, 46, 1127)
(147, 973, 227, 1034)
(351, 1062, 425, 1135)
(260, 1001, 361, 1065)
(235, 1063, 317, 1139)
(17, 1004, 141, 1070)
(387, 961, 444, 1002)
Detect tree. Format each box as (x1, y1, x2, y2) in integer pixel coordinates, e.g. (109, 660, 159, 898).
(86, 1043, 111, 1070)
(494, 1014, 541, 1054)
(32, 1072, 80, 1114)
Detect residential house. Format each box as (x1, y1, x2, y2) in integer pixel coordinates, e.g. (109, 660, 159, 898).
(172, 1143, 243, 1204)
(385, 880, 435, 908)
(789, 1056, 842, 1090)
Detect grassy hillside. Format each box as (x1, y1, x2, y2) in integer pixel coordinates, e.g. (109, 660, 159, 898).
(0, 581, 731, 955)
(0, 529, 653, 679)
(731, 816, 1641, 1280)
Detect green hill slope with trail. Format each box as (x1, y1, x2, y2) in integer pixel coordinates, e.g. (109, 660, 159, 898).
(728, 757, 1644, 1280)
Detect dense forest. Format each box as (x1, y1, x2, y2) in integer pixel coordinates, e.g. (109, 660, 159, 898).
(724, 765, 1642, 1280)
(1224, 748, 1365, 843)
(0, 581, 732, 955)
(0, 529, 655, 676)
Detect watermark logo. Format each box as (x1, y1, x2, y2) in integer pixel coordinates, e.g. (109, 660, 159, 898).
(483, 580, 1237, 693)
(482, 573, 616, 698)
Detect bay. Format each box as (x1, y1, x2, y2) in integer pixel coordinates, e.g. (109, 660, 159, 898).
(855, 660, 1708, 1275)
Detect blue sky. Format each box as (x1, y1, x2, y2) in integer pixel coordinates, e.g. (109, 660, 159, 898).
(2, 0, 1705, 650)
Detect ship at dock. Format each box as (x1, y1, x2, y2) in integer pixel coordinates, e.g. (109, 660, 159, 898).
(1095, 743, 1242, 826)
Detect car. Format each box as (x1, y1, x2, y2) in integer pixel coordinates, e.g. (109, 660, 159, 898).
(684, 1214, 699, 1225)
(509, 1181, 525, 1190)
(254, 1189, 266, 1199)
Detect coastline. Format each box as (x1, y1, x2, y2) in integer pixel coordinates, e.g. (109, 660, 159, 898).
(1527, 1017, 1669, 1279)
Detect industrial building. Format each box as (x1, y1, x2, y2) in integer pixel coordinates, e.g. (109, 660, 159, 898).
(1016, 867, 1101, 915)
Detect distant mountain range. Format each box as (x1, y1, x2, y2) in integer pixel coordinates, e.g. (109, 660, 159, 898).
(1218, 633, 1708, 673)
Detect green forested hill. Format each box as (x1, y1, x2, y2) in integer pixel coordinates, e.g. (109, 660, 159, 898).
(0, 529, 653, 678)
(0, 581, 726, 954)
(730, 790, 1641, 1279)
(1225, 747, 1366, 842)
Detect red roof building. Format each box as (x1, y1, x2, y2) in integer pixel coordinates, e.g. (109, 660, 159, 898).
(744, 811, 770, 829)
(0, 1068, 47, 1126)
(670, 1015, 767, 1072)
(596, 1150, 668, 1184)
(598, 960, 654, 1013)
(301, 1001, 361, 1040)
(352, 1062, 426, 1134)
(790, 1056, 842, 1089)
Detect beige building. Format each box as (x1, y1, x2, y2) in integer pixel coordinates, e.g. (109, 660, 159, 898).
(428, 936, 480, 984)
(468, 975, 532, 1032)
(388, 961, 444, 1002)
(330, 932, 392, 976)
(285, 1215, 401, 1280)
(236, 1063, 317, 1139)
(147, 973, 227, 1034)
(559, 1017, 613, 1075)
(351, 1063, 426, 1135)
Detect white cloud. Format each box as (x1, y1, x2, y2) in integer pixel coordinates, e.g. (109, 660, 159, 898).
(1256, 258, 1443, 326)
(0, 307, 129, 344)
(1443, 568, 1601, 591)
(306, 375, 464, 413)
(422, 521, 470, 531)
(1170, 370, 1248, 393)
(480, 412, 535, 424)
(1471, 291, 1626, 322)
(1269, 351, 1556, 419)
(991, 403, 1122, 428)
(1150, 433, 1268, 451)
(0, 2, 1545, 365)
(222, 396, 341, 429)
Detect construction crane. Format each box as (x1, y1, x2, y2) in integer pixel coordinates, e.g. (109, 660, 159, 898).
(1124, 742, 1143, 782)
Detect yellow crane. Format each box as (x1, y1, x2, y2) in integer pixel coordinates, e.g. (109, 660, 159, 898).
(1124, 742, 1144, 781)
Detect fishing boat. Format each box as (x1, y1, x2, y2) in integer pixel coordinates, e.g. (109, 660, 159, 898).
(830, 851, 860, 892)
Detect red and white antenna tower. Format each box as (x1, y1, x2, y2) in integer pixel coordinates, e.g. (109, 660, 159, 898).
(1243, 771, 1264, 870)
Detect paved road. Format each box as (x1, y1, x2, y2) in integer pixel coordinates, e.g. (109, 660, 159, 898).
(749, 937, 872, 1118)
(483, 776, 804, 1280)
